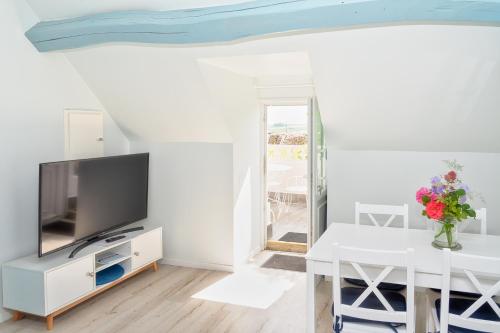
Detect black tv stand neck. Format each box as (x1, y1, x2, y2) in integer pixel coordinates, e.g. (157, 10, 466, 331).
(68, 226, 144, 258)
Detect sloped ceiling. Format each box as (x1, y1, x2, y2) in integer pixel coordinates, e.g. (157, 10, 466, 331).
(24, 3, 500, 151)
(62, 25, 500, 151)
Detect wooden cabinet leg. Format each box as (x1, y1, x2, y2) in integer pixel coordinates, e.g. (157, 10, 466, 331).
(152, 261, 159, 272)
(12, 311, 25, 321)
(46, 315, 54, 330)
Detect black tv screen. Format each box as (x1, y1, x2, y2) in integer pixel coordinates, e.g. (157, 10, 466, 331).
(38, 153, 149, 257)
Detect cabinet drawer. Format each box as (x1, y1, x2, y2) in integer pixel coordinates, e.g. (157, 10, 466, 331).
(131, 229, 162, 270)
(46, 256, 94, 312)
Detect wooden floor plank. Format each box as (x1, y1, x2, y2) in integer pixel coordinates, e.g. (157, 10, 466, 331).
(0, 256, 427, 333)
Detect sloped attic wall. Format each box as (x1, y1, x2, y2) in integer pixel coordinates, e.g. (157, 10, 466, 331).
(311, 26, 500, 152)
(64, 46, 232, 143)
(63, 25, 500, 150)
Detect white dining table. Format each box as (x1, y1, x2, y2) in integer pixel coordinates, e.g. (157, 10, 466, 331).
(305, 222, 500, 333)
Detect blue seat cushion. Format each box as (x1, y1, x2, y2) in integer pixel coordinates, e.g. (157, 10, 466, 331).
(332, 287, 406, 328)
(344, 277, 406, 291)
(430, 288, 481, 299)
(435, 298, 500, 333)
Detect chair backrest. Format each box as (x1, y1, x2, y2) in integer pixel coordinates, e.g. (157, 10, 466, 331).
(440, 249, 500, 332)
(460, 208, 487, 235)
(332, 243, 415, 332)
(355, 202, 409, 229)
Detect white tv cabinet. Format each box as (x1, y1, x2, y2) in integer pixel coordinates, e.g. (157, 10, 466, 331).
(2, 225, 162, 330)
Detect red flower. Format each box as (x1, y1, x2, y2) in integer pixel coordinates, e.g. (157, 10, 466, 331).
(426, 200, 445, 220)
(444, 171, 457, 183)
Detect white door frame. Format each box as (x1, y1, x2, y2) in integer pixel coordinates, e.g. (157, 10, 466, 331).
(63, 108, 104, 160)
(260, 98, 313, 251)
(309, 98, 328, 246)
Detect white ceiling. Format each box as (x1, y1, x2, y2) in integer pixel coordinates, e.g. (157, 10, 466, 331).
(198, 52, 312, 78)
(61, 24, 500, 152)
(26, 0, 248, 20)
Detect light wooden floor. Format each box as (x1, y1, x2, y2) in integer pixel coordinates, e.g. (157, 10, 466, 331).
(0, 263, 333, 333)
(0, 257, 427, 333)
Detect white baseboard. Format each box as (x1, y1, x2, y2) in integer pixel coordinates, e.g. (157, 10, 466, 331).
(249, 247, 262, 259)
(161, 258, 234, 272)
(0, 308, 10, 324)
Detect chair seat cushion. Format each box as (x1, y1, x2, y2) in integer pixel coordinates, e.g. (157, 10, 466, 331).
(435, 298, 500, 333)
(332, 287, 407, 330)
(339, 287, 406, 311)
(430, 288, 481, 299)
(344, 277, 406, 291)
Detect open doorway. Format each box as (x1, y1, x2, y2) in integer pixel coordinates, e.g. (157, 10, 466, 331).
(264, 104, 309, 254)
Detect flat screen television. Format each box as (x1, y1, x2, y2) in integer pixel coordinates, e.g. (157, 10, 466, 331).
(38, 153, 149, 257)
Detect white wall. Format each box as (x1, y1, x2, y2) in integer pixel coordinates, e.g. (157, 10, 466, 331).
(311, 25, 500, 152)
(0, 0, 129, 322)
(328, 151, 500, 235)
(130, 142, 234, 271)
(198, 63, 262, 268)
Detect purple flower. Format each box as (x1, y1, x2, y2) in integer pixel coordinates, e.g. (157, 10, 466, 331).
(432, 184, 445, 194)
(459, 184, 470, 193)
(431, 176, 441, 184)
(459, 195, 467, 204)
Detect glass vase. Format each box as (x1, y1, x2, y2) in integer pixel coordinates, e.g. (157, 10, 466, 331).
(432, 220, 461, 250)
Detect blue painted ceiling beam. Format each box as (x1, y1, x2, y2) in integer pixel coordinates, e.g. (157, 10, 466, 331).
(26, 0, 500, 52)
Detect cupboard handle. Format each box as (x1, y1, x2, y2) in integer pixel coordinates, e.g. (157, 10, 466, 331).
(87, 272, 95, 277)
(134, 251, 140, 256)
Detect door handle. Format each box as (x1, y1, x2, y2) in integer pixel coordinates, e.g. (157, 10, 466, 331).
(96, 137, 104, 142)
(134, 251, 140, 256)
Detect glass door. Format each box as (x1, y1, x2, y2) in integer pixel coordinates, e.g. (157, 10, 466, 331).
(264, 104, 309, 253)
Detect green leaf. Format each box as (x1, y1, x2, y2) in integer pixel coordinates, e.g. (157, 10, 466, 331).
(455, 189, 466, 196)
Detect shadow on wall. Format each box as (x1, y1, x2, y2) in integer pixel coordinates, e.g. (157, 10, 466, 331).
(233, 168, 254, 268)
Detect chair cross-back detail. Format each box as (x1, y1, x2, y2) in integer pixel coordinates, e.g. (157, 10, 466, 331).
(438, 249, 500, 332)
(332, 243, 415, 332)
(349, 263, 395, 311)
(355, 202, 409, 229)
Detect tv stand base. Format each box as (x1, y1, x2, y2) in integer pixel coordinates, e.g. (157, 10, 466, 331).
(11, 261, 159, 330)
(3, 227, 163, 331)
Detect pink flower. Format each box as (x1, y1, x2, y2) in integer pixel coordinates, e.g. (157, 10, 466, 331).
(426, 200, 445, 220)
(416, 187, 431, 204)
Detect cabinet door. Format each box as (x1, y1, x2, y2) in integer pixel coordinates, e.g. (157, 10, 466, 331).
(131, 229, 162, 270)
(46, 256, 94, 313)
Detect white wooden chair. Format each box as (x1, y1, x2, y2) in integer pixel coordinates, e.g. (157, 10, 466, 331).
(355, 202, 409, 229)
(332, 243, 415, 333)
(283, 175, 307, 211)
(460, 208, 487, 235)
(427, 249, 500, 333)
(429, 208, 489, 300)
(348, 202, 409, 292)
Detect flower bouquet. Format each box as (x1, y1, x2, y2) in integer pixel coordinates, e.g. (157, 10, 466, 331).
(416, 161, 476, 250)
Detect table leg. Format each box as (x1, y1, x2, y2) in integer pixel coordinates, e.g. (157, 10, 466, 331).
(307, 260, 316, 333)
